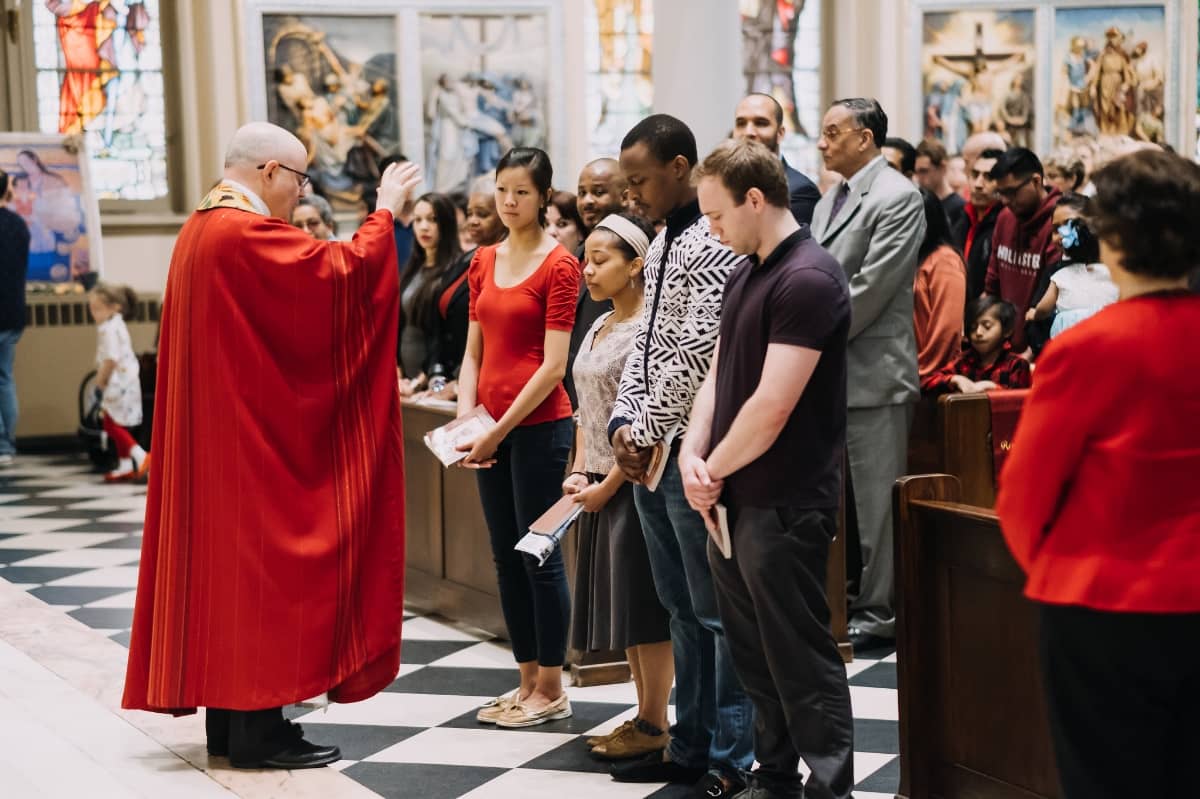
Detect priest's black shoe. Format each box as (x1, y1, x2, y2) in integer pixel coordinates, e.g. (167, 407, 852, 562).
(230, 737, 341, 770)
(848, 626, 895, 656)
(610, 750, 706, 784)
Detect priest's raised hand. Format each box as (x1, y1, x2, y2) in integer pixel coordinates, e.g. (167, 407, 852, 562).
(122, 122, 408, 771)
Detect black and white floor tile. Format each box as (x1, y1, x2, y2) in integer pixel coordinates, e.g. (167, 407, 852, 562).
(0, 454, 900, 798)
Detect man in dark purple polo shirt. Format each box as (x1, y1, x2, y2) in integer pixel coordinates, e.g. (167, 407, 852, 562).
(681, 138, 854, 799)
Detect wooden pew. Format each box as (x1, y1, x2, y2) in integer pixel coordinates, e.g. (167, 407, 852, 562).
(893, 474, 1060, 799)
(907, 391, 1028, 508)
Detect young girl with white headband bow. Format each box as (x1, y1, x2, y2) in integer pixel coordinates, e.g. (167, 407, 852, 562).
(564, 211, 675, 761)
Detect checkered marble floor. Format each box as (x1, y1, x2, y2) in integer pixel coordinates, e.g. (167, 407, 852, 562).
(0, 454, 901, 798)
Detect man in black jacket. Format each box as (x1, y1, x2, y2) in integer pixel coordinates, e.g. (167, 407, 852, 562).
(732, 93, 820, 224)
(0, 168, 30, 466)
(963, 149, 1003, 305)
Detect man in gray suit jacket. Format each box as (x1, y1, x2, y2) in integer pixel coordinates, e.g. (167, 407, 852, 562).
(810, 98, 926, 652)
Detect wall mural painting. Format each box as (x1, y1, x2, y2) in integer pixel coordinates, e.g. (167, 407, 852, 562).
(420, 12, 549, 195)
(1051, 5, 1167, 164)
(0, 134, 102, 283)
(262, 13, 400, 214)
(922, 9, 1037, 155)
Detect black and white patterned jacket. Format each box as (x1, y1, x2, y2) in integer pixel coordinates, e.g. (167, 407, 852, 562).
(608, 199, 742, 448)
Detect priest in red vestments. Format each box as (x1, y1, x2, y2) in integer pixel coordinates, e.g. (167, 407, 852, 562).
(122, 122, 420, 770)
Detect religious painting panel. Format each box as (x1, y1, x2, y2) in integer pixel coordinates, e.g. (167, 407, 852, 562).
(31, 0, 169, 201)
(740, 0, 823, 176)
(921, 9, 1037, 155)
(0, 133, 102, 283)
(585, 0, 653, 160)
(260, 12, 400, 215)
(1051, 5, 1167, 156)
(419, 11, 550, 195)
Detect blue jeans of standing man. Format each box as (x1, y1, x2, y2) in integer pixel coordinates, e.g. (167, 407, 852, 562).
(0, 329, 21, 456)
(633, 452, 755, 779)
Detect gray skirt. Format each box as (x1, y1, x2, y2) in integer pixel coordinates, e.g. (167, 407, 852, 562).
(569, 478, 671, 652)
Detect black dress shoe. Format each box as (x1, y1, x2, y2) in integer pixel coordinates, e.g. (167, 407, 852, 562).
(205, 708, 231, 757)
(231, 738, 341, 770)
(848, 626, 895, 656)
(691, 771, 746, 798)
(610, 750, 706, 784)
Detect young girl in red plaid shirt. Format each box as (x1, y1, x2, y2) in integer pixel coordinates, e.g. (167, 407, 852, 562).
(927, 296, 1032, 394)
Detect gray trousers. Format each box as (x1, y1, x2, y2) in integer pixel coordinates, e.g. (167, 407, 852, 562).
(846, 403, 914, 638)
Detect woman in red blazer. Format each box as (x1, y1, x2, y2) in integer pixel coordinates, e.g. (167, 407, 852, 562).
(996, 149, 1200, 799)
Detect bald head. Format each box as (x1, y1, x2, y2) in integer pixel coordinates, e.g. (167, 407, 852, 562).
(224, 122, 311, 220)
(225, 122, 306, 170)
(577, 158, 627, 230)
(961, 132, 1008, 170)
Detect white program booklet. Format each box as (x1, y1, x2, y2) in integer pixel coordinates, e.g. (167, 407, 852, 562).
(423, 405, 498, 467)
(514, 495, 584, 566)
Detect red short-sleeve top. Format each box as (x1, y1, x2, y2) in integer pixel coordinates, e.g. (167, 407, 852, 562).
(468, 243, 580, 426)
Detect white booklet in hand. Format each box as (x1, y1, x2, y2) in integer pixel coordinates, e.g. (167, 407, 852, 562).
(423, 405, 498, 467)
(514, 494, 584, 566)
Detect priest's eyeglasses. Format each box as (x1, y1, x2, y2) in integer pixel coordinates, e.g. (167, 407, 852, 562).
(257, 162, 312, 189)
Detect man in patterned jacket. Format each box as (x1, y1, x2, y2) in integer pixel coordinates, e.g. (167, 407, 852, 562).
(607, 114, 754, 799)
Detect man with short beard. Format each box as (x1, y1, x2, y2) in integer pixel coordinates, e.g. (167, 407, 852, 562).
(732, 92, 820, 224)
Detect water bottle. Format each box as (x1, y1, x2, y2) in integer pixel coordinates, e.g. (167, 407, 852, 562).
(428, 363, 447, 394)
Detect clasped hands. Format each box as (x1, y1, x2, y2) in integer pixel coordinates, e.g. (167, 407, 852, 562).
(949, 375, 999, 394)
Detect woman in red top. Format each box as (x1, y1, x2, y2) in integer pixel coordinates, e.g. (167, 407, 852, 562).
(996, 149, 1200, 799)
(457, 147, 581, 729)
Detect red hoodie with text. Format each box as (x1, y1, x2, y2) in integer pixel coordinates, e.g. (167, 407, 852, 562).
(984, 187, 1062, 351)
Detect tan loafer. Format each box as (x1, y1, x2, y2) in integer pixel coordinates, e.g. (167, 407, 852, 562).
(589, 722, 669, 761)
(476, 689, 520, 724)
(495, 693, 572, 728)
(586, 719, 634, 748)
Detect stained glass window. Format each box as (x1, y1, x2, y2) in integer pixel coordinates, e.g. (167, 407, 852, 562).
(741, 0, 822, 177)
(584, 0, 653, 160)
(32, 0, 168, 201)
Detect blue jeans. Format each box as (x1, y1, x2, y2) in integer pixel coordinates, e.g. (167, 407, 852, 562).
(0, 329, 20, 456)
(475, 418, 573, 666)
(633, 453, 755, 777)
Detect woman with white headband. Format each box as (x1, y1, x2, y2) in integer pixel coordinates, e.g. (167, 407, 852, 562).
(564, 211, 674, 761)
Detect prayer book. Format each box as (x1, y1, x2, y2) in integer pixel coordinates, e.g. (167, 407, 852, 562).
(514, 495, 584, 566)
(641, 440, 671, 492)
(423, 405, 498, 467)
(707, 503, 732, 559)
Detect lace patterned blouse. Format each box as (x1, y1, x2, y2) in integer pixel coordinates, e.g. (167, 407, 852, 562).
(572, 309, 643, 475)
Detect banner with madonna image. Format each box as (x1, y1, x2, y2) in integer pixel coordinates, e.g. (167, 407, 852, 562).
(0, 133, 103, 284)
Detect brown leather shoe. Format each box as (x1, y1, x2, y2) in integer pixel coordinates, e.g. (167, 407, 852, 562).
(587, 719, 634, 748)
(589, 722, 668, 761)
